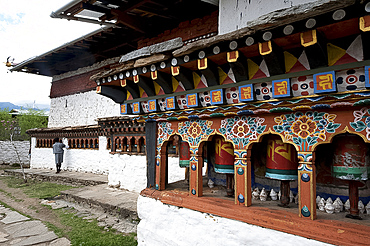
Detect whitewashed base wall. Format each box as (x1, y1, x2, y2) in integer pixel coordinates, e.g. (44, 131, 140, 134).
(0, 141, 30, 165)
(30, 137, 183, 192)
(48, 90, 120, 128)
(137, 196, 331, 246)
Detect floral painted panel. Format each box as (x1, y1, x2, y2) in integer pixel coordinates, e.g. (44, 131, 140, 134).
(219, 116, 266, 148)
(350, 107, 370, 140)
(273, 111, 341, 151)
(178, 120, 214, 147)
(157, 122, 174, 146)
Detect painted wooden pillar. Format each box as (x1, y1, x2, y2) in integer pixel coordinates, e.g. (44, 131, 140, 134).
(146, 120, 157, 189)
(189, 147, 203, 197)
(298, 151, 316, 220)
(234, 149, 251, 206)
(156, 145, 167, 190)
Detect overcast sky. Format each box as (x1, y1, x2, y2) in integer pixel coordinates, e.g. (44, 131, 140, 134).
(0, 0, 97, 108)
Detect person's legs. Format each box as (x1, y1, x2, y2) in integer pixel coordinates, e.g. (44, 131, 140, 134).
(55, 154, 62, 173)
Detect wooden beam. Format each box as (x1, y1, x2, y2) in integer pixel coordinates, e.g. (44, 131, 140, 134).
(153, 71, 173, 94)
(198, 59, 219, 87)
(259, 41, 285, 76)
(99, 85, 127, 104)
(136, 75, 156, 97)
(173, 66, 194, 91)
(228, 51, 249, 82)
(111, 9, 146, 33)
(124, 80, 140, 99)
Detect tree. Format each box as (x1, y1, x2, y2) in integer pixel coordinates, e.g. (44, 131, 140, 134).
(17, 108, 48, 140)
(0, 108, 48, 141)
(0, 108, 16, 140)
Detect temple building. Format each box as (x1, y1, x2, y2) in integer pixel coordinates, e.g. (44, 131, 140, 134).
(11, 0, 370, 245)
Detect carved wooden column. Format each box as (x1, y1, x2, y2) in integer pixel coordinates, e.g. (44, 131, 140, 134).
(234, 149, 251, 206)
(189, 146, 203, 197)
(156, 145, 167, 190)
(298, 151, 316, 220)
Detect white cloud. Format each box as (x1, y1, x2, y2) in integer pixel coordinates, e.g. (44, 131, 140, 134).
(0, 0, 98, 106)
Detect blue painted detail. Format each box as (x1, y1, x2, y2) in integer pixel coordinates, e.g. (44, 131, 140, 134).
(301, 173, 310, 182)
(155, 184, 159, 190)
(210, 89, 224, 105)
(237, 167, 244, 175)
(191, 164, 196, 171)
(148, 99, 157, 112)
(313, 71, 336, 93)
(214, 167, 234, 174)
(272, 79, 291, 98)
(311, 104, 330, 110)
(301, 205, 311, 217)
(238, 84, 254, 102)
(156, 161, 159, 166)
(238, 194, 245, 203)
(265, 173, 298, 181)
(365, 66, 370, 88)
(237, 110, 254, 116)
(188, 115, 200, 120)
(166, 97, 176, 110)
(186, 93, 198, 108)
(191, 189, 196, 195)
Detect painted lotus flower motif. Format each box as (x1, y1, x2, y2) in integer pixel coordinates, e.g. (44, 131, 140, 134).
(292, 115, 317, 139)
(273, 111, 340, 151)
(231, 120, 250, 138)
(219, 116, 266, 148)
(350, 107, 370, 140)
(178, 119, 214, 147)
(188, 122, 202, 139)
(157, 122, 174, 145)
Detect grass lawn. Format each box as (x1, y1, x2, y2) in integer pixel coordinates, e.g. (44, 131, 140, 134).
(0, 176, 138, 246)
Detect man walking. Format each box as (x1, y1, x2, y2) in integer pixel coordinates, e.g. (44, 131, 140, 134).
(53, 138, 66, 173)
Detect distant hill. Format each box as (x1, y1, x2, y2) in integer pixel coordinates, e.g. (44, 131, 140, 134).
(0, 102, 21, 110)
(0, 102, 50, 111)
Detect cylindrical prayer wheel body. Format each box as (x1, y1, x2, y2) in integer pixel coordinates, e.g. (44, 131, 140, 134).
(265, 135, 298, 180)
(179, 141, 190, 168)
(332, 135, 369, 181)
(214, 137, 234, 174)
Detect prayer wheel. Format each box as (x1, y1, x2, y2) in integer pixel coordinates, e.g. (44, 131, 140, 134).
(332, 135, 369, 181)
(265, 136, 298, 181)
(332, 134, 369, 219)
(214, 136, 235, 197)
(179, 141, 190, 168)
(214, 136, 234, 174)
(265, 135, 297, 207)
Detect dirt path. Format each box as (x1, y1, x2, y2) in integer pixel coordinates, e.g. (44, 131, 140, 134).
(0, 178, 70, 232)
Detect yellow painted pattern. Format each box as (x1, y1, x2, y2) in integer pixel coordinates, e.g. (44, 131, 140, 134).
(284, 51, 298, 73)
(153, 81, 161, 95)
(172, 77, 179, 92)
(247, 59, 259, 79)
(218, 67, 228, 85)
(193, 72, 201, 89)
(327, 43, 346, 66)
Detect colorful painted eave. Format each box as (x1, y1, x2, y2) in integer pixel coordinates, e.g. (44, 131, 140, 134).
(132, 91, 370, 122)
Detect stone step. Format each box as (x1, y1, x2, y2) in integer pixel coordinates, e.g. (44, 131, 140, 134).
(4, 169, 108, 187)
(4, 169, 138, 221)
(61, 184, 139, 220)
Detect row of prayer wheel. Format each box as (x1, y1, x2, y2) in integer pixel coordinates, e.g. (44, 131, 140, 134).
(177, 134, 368, 217)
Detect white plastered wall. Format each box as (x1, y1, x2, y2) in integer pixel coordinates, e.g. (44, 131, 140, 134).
(30, 137, 183, 192)
(219, 0, 319, 35)
(48, 90, 120, 128)
(137, 196, 332, 246)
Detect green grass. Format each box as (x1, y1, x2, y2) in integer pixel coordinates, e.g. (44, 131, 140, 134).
(0, 176, 138, 245)
(54, 209, 137, 246)
(1, 176, 75, 199)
